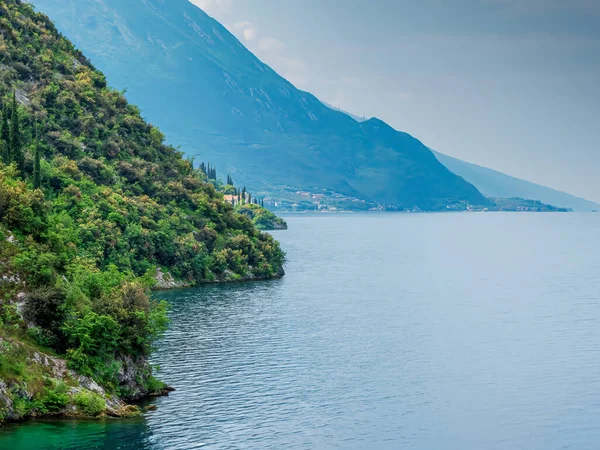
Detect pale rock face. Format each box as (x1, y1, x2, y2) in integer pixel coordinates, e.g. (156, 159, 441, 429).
(155, 267, 193, 290)
(0, 339, 141, 421)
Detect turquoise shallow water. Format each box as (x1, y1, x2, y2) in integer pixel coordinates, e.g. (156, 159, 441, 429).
(2, 213, 600, 449)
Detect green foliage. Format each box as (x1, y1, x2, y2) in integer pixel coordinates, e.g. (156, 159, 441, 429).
(39, 380, 69, 413)
(144, 375, 167, 394)
(74, 391, 106, 417)
(0, 0, 285, 397)
(33, 123, 41, 189)
(8, 91, 23, 172)
(236, 203, 288, 230)
(0, 339, 26, 382)
(23, 286, 66, 349)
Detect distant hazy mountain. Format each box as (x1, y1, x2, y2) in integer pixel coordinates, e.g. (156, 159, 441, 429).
(318, 102, 599, 212)
(430, 151, 600, 212)
(321, 102, 369, 123)
(31, 0, 487, 211)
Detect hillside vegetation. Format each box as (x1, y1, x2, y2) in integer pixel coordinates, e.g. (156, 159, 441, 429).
(0, 0, 284, 420)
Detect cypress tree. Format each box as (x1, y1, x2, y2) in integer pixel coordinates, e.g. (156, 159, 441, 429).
(0, 141, 6, 166)
(1, 106, 9, 143)
(199, 162, 206, 174)
(1, 108, 10, 164)
(33, 122, 41, 189)
(9, 92, 24, 173)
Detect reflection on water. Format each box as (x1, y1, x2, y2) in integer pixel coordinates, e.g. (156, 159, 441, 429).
(2, 213, 600, 450)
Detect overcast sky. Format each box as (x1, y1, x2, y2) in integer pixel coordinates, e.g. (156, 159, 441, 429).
(189, 0, 600, 202)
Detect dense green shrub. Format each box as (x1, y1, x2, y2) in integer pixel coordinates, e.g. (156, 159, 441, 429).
(39, 381, 69, 413)
(74, 391, 106, 417)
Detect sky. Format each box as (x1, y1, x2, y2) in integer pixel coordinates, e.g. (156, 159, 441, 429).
(190, 0, 600, 202)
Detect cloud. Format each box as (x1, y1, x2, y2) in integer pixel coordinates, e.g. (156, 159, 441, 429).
(233, 23, 285, 52)
(234, 22, 258, 41)
(257, 37, 286, 52)
(189, 0, 231, 14)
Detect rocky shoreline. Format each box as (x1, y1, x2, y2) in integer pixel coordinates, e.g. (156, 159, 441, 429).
(0, 267, 284, 425)
(154, 267, 286, 290)
(0, 337, 174, 424)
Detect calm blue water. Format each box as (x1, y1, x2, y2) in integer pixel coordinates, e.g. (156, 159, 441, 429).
(2, 213, 600, 449)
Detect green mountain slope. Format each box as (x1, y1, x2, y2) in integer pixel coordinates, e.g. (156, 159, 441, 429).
(29, 0, 488, 211)
(0, 0, 284, 421)
(431, 150, 600, 212)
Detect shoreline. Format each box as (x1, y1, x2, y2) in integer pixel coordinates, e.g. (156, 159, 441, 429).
(1, 271, 284, 426)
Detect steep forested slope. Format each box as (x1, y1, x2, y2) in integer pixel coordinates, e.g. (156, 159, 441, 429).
(30, 0, 488, 211)
(0, 0, 284, 421)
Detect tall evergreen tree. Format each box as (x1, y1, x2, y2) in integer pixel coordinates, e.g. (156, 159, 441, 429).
(9, 92, 24, 173)
(0, 141, 6, 166)
(199, 162, 206, 175)
(33, 122, 41, 189)
(1, 107, 10, 164)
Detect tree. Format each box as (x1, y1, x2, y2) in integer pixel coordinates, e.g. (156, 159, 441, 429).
(33, 122, 41, 189)
(9, 92, 24, 173)
(199, 162, 206, 175)
(1, 107, 10, 164)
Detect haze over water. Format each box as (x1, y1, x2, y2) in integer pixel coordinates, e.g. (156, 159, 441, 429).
(3, 213, 600, 449)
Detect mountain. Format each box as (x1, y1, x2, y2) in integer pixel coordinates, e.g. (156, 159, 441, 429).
(29, 0, 488, 211)
(318, 102, 599, 212)
(0, 0, 283, 421)
(431, 151, 600, 212)
(321, 101, 369, 123)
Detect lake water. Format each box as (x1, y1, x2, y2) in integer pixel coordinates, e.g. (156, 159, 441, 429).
(2, 213, 600, 449)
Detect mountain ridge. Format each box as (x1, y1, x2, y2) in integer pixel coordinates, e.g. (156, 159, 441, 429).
(317, 101, 599, 212)
(30, 0, 489, 211)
